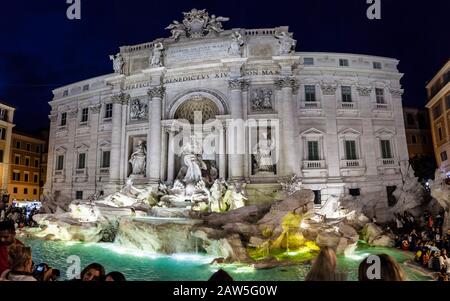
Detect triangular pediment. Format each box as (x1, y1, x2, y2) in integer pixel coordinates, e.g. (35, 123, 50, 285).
(338, 128, 361, 136)
(55, 145, 67, 153)
(300, 128, 326, 136)
(75, 143, 89, 151)
(98, 140, 111, 148)
(375, 128, 395, 137)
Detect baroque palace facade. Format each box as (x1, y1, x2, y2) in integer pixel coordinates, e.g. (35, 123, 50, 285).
(45, 9, 408, 213)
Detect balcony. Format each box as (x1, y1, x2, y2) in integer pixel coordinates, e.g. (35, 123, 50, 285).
(99, 167, 110, 174)
(303, 160, 325, 169)
(301, 101, 320, 109)
(337, 102, 359, 117)
(375, 103, 389, 110)
(341, 159, 363, 168)
(299, 101, 322, 117)
(377, 158, 399, 175)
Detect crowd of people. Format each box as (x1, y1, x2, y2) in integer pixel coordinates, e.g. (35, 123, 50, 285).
(392, 211, 450, 281)
(0, 203, 40, 228)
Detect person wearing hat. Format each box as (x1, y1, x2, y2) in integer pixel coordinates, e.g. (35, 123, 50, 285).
(0, 220, 23, 274)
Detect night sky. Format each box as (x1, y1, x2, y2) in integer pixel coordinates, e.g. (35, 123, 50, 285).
(0, 0, 449, 133)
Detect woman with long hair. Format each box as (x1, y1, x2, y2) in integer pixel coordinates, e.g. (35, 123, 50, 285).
(305, 246, 344, 281)
(358, 253, 406, 281)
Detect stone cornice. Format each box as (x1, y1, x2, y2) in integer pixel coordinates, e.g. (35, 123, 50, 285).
(148, 85, 166, 98)
(389, 88, 404, 97)
(48, 114, 58, 122)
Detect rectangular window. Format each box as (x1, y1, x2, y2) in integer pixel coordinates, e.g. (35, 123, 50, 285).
(307, 141, 320, 161)
(303, 57, 314, 65)
(78, 153, 86, 169)
(411, 135, 417, 144)
(380, 140, 392, 159)
(446, 95, 450, 110)
(339, 59, 349, 67)
(0, 109, 6, 121)
(26, 144, 31, 151)
(387, 186, 397, 207)
(12, 172, 20, 181)
(373, 62, 382, 69)
(81, 108, 89, 123)
(36, 145, 41, 153)
(34, 159, 39, 167)
(304, 85, 316, 102)
(0, 128, 5, 140)
(438, 127, 443, 141)
(33, 189, 37, 195)
(375, 88, 385, 104)
(82, 84, 89, 91)
(25, 157, 30, 166)
(75, 191, 83, 200)
(101, 151, 111, 168)
(56, 155, 64, 170)
(341, 86, 352, 102)
(441, 151, 448, 162)
(14, 155, 20, 165)
(15, 141, 20, 149)
(105, 103, 113, 119)
(24, 188, 28, 195)
(60, 112, 67, 126)
(0, 150, 3, 163)
(24, 173, 29, 182)
(34, 174, 38, 183)
(313, 190, 321, 205)
(433, 104, 442, 119)
(13, 187, 17, 194)
(345, 140, 357, 160)
(63, 90, 68, 97)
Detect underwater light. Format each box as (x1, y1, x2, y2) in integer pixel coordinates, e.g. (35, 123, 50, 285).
(98, 244, 162, 259)
(172, 253, 215, 263)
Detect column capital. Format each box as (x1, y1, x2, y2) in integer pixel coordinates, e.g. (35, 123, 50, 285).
(356, 86, 372, 97)
(89, 103, 102, 114)
(67, 108, 78, 118)
(112, 92, 130, 105)
(274, 76, 298, 90)
(389, 88, 404, 97)
(228, 78, 244, 90)
(48, 114, 58, 123)
(320, 81, 338, 95)
(148, 85, 166, 98)
(241, 79, 250, 92)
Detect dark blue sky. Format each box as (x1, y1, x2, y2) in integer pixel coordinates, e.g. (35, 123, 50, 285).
(0, 0, 449, 133)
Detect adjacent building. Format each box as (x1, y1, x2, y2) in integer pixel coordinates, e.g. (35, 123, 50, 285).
(46, 9, 409, 220)
(403, 106, 434, 158)
(7, 131, 46, 202)
(425, 59, 450, 175)
(0, 102, 15, 198)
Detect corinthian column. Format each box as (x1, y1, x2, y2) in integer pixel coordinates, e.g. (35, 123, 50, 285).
(147, 85, 165, 183)
(227, 78, 245, 181)
(276, 76, 300, 176)
(109, 92, 129, 183)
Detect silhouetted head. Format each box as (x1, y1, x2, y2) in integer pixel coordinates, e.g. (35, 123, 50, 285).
(208, 269, 234, 281)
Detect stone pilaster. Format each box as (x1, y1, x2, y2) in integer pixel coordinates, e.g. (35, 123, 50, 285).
(88, 104, 101, 188)
(165, 128, 176, 183)
(147, 85, 165, 182)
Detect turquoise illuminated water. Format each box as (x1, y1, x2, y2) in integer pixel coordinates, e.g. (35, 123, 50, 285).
(22, 238, 431, 281)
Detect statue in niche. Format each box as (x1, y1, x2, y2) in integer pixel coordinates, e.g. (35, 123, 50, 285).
(177, 137, 207, 184)
(274, 31, 296, 55)
(150, 42, 164, 67)
(129, 140, 147, 175)
(253, 132, 275, 173)
(129, 99, 148, 120)
(228, 31, 244, 56)
(109, 53, 124, 74)
(165, 20, 186, 41)
(251, 88, 273, 111)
